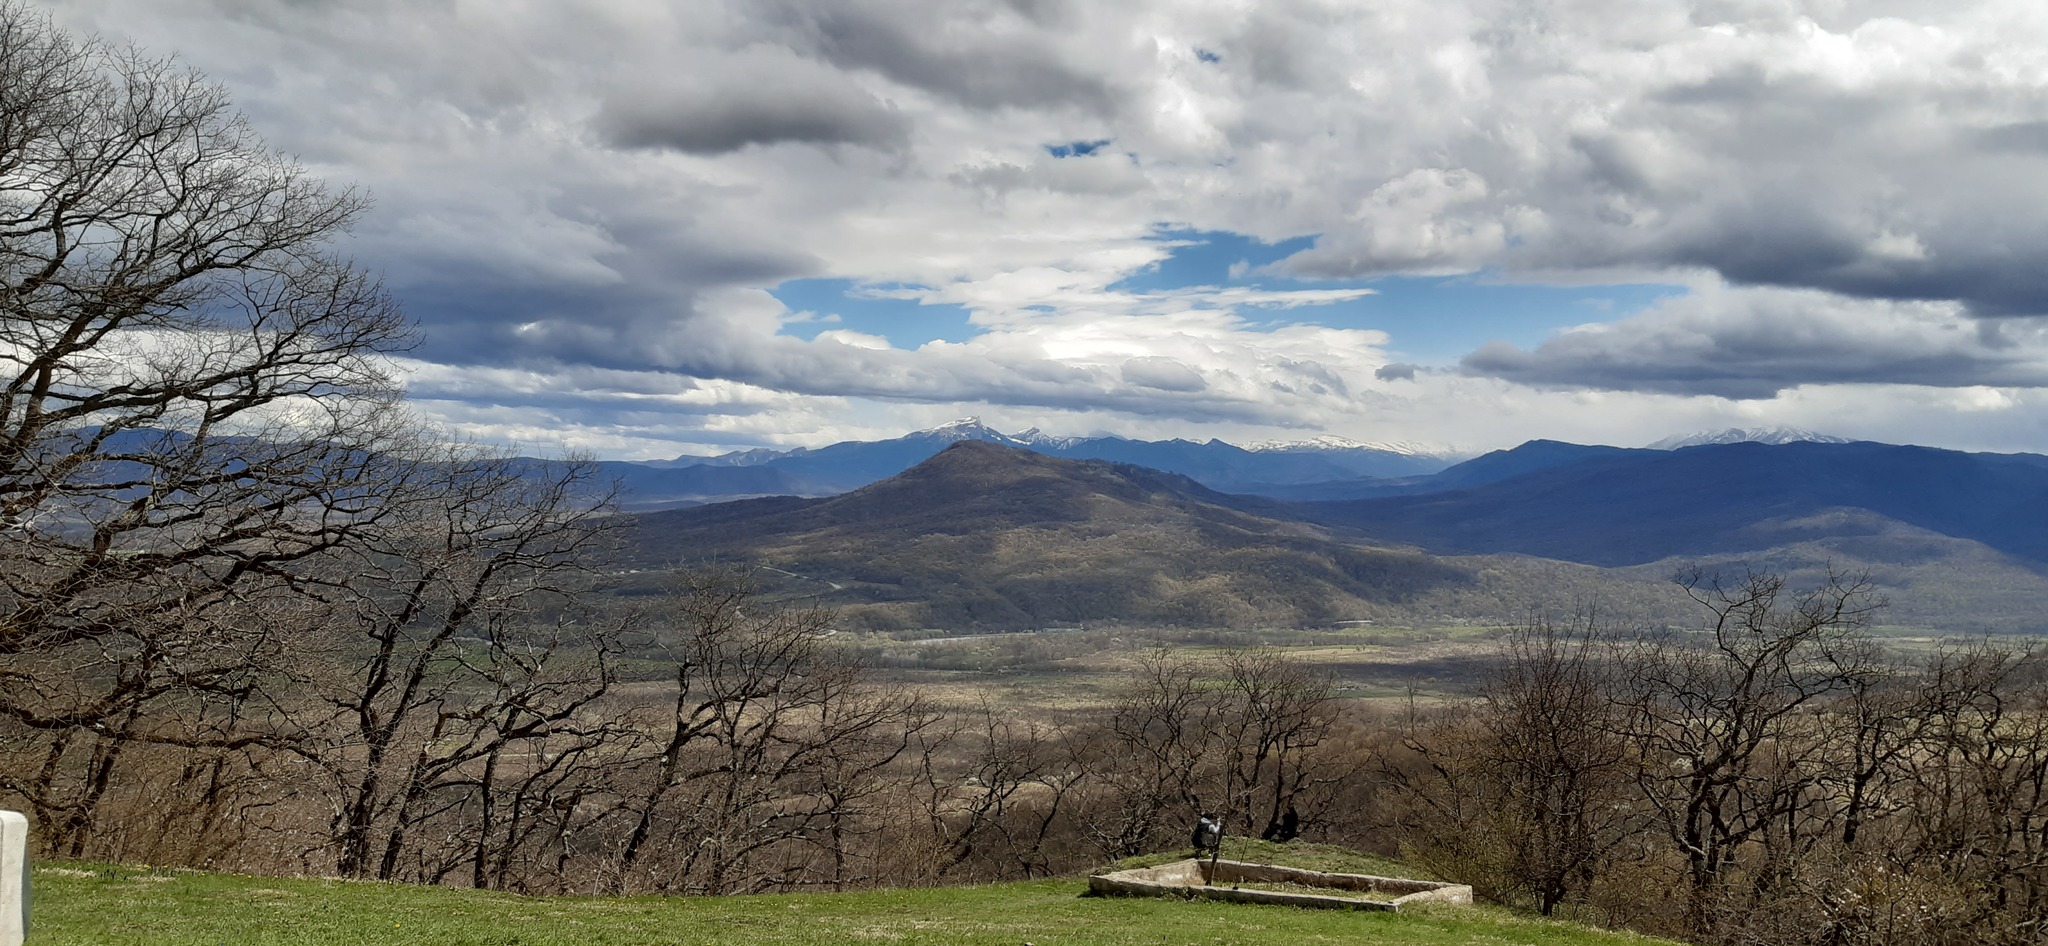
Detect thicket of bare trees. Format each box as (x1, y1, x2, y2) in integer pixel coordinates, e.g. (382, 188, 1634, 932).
(1081, 647, 1346, 857)
(1379, 616, 1636, 917)
(1380, 573, 2048, 946)
(605, 569, 935, 895)
(0, 0, 411, 857)
(290, 447, 623, 885)
(881, 646, 1348, 886)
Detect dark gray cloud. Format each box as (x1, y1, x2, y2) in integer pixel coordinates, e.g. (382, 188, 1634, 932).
(1121, 356, 1207, 392)
(753, 0, 1125, 114)
(1978, 121, 2048, 154)
(1375, 363, 1417, 382)
(1460, 286, 2048, 399)
(595, 55, 910, 155)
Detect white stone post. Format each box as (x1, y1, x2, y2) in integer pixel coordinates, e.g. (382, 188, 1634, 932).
(0, 810, 26, 946)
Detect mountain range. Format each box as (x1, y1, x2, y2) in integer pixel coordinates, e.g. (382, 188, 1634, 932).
(627, 440, 1691, 631)
(623, 432, 2048, 633)
(591, 419, 1462, 508)
(591, 421, 1868, 509)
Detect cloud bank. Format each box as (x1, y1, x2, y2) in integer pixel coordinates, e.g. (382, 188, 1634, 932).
(39, 0, 2048, 455)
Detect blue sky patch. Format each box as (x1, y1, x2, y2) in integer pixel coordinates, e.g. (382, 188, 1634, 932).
(1112, 229, 1316, 294)
(1320, 276, 1685, 362)
(775, 231, 1686, 361)
(1045, 139, 1112, 158)
(770, 278, 980, 349)
(1115, 228, 1686, 362)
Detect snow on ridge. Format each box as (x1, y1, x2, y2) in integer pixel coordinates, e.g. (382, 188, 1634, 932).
(921, 416, 996, 435)
(1245, 435, 1447, 456)
(1648, 427, 1851, 450)
(822, 419, 1455, 457)
(1011, 427, 1084, 449)
(913, 417, 1023, 443)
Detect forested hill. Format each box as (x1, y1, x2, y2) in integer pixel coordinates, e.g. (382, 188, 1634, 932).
(628, 440, 1475, 629)
(1293, 439, 2048, 566)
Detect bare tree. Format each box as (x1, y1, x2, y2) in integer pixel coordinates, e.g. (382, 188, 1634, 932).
(287, 447, 618, 882)
(0, 0, 413, 854)
(1473, 616, 1638, 916)
(1214, 647, 1343, 843)
(1811, 647, 1924, 851)
(1894, 642, 2048, 941)
(1077, 646, 1345, 860)
(610, 569, 933, 894)
(1081, 648, 1218, 858)
(906, 700, 1088, 882)
(1613, 571, 1883, 934)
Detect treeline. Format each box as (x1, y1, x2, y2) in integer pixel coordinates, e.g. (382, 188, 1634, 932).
(1378, 573, 2048, 946)
(6, 553, 1360, 895)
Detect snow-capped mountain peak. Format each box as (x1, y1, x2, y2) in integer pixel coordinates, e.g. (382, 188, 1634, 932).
(1012, 427, 1083, 449)
(682, 445, 804, 467)
(1648, 427, 1851, 450)
(914, 417, 1014, 441)
(1245, 435, 1447, 457)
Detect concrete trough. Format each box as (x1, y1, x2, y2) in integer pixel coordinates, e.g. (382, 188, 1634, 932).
(1088, 858, 1472, 912)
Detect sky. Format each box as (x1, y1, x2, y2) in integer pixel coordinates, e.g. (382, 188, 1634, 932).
(37, 0, 2048, 459)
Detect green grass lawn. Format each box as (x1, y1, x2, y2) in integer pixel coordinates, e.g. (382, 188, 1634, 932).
(29, 848, 1676, 946)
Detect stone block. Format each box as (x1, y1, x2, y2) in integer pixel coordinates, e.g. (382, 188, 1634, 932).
(0, 810, 25, 946)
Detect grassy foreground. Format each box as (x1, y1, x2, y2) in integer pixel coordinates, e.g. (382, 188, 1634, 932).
(29, 850, 1674, 946)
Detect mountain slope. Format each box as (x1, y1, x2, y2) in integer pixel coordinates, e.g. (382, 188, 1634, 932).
(629, 441, 1475, 629)
(1300, 440, 2048, 568)
(1220, 440, 1648, 502)
(1406, 440, 1648, 492)
(1612, 508, 2048, 633)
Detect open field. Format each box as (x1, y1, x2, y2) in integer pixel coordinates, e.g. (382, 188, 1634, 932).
(28, 845, 1676, 946)
(845, 615, 2048, 718)
(848, 623, 1515, 715)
